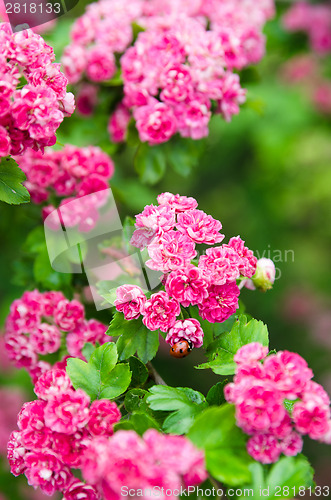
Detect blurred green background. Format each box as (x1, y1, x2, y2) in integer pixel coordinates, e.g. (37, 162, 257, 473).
(1, 3, 331, 497)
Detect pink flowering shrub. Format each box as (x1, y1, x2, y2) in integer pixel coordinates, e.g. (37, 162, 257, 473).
(15, 145, 115, 230)
(283, 1, 331, 55)
(225, 342, 331, 464)
(7, 366, 122, 497)
(4, 290, 108, 380)
(0, 22, 74, 158)
(62, 0, 275, 144)
(82, 430, 207, 498)
(114, 192, 258, 351)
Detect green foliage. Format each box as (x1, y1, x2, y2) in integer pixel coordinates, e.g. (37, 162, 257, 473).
(107, 313, 159, 364)
(128, 356, 149, 386)
(147, 385, 207, 434)
(206, 381, 227, 406)
(134, 136, 205, 185)
(236, 456, 315, 499)
(188, 405, 252, 486)
(0, 157, 30, 205)
(66, 342, 131, 401)
(196, 315, 269, 375)
(13, 226, 72, 291)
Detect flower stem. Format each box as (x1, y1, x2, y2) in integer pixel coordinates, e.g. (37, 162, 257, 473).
(146, 362, 167, 385)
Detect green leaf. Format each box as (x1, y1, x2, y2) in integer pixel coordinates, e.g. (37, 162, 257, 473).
(99, 363, 132, 399)
(196, 315, 269, 375)
(130, 412, 161, 435)
(0, 157, 30, 205)
(237, 456, 315, 499)
(165, 137, 205, 177)
(128, 356, 149, 386)
(82, 343, 95, 362)
(147, 386, 207, 434)
(67, 343, 131, 401)
(112, 316, 159, 363)
(206, 381, 227, 406)
(124, 389, 149, 413)
(188, 404, 252, 486)
(134, 143, 167, 184)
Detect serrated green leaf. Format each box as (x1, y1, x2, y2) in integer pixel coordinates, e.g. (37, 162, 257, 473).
(237, 456, 315, 499)
(82, 343, 95, 362)
(135, 143, 167, 184)
(196, 315, 269, 375)
(206, 381, 227, 406)
(147, 386, 207, 434)
(111, 316, 159, 363)
(0, 157, 30, 205)
(67, 343, 131, 401)
(128, 356, 149, 386)
(99, 363, 132, 399)
(130, 412, 161, 435)
(124, 389, 149, 413)
(188, 404, 252, 486)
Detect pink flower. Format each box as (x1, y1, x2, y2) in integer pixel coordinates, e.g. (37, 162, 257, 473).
(198, 246, 240, 285)
(217, 72, 246, 122)
(134, 100, 177, 145)
(86, 46, 116, 82)
(247, 434, 282, 464)
(25, 451, 72, 496)
(43, 389, 90, 434)
(160, 65, 194, 104)
(87, 400, 121, 437)
(235, 382, 286, 434)
(177, 209, 224, 245)
(234, 342, 268, 365)
(263, 351, 313, 399)
(76, 84, 99, 116)
(280, 431, 303, 457)
(142, 291, 180, 332)
(157, 192, 198, 212)
(131, 204, 176, 250)
(54, 299, 85, 331)
(30, 324, 62, 355)
(166, 318, 204, 348)
(7, 431, 27, 476)
(34, 369, 72, 400)
(146, 231, 197, 272)
(198, 283, 240, 323)
(108, 103, 131, 143)
(176, 95, 211, 139)
(63, 479, 100, 500)
(292, 399, 330, 440)
(225, 236, 257, 278)
(0, 125, 11, 156)
(114, 285, 147, 320)
(165, 265, 209, 307)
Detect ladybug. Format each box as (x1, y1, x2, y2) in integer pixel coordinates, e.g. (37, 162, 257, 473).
(170, 340, 193, 358)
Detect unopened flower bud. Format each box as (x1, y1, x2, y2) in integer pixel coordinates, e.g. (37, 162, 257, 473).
(252, 258, 276, 291)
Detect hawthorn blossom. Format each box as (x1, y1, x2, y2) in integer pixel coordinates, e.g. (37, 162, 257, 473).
(142, 291, 180, 332)
(166, 319, 204, 348)
(114, 285, 147, 320)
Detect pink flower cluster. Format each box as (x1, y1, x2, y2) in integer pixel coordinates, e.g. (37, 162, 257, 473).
(225, 342, 331, 464)
(8, 367, 121, 497)
(82, 429, 207, 499)
(0, 23, 74, 158)
(4, 290, 108, 381)
(283, 1, 331, 55)
(115, 193, 257, 349)
(62, 0, 275, 144)
(281, 54, 331, 116)
(16, 145, 114, 230)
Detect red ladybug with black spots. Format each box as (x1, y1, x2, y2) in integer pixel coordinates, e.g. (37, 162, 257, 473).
(170, 339, 193, 358)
